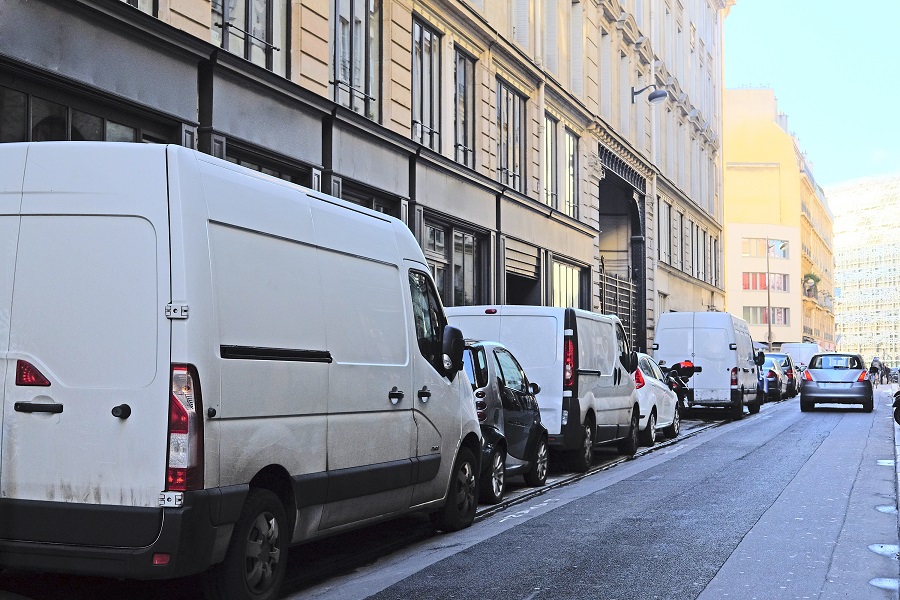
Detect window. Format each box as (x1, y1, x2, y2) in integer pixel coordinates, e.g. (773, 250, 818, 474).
(409, 270, 447, 371)
(121, 0, 154, 14)
(742, 238, 789, 258)
(543, 114, 558, 207)
(454, 48, 476, 167)
(552, 260, 584, 308)
(743, 306, 790, 326)
(424, 222, 484, 307)
(657, 199, 671, 263)
(332, 0, 380, 120)
(742, 273, 789, 292)
(212, 0, 288, 77)
(412, 18, 441, 150)
(563, 129, 578, 218)
(497, 80, 526, 193)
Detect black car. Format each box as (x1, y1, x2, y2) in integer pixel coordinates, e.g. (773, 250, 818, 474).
(767, 352, 801, 397)
(462, 340, 549, 504)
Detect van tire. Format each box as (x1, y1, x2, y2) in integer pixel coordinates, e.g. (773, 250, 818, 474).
(432, 446, 478, 532)
(663, 403, 680, 439)
(639, 410, 656, 447)
(479, 447, 505, 504)
(524, 436, 549, 487)
(617, 407, 640, 456)
(748, 393, 762, 415)
(730, 399, 744, 420)
(569, 419, 595, 473)
(204, 488, 288, 600)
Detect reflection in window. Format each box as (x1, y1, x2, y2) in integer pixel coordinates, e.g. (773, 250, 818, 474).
(409, 270, 446, 370)
(543, 114, 558, 207)
(552, 260, 582, 308)
(563, 129, 578, 218)
(741, 238, 789, 258)
(454, 48, 476, 167)
(412, 18, 441, 150)
(497, 79, 526, 192)
(425, 222, 483, 307)
(332, 0, 380, 121)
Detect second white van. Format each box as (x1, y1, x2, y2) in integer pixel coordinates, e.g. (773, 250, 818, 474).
(446, 306, 639, 472)
(653, 311, 764, 418)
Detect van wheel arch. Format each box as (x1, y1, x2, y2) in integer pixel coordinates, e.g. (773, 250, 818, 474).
(250, 465, 297, 537)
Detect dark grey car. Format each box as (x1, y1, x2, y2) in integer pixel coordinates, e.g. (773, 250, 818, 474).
(800, 353, 873, 412)
(462, 340, 549, 504)
(767, 352, 801, 397)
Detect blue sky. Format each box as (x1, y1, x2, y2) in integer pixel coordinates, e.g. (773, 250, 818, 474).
(724, 0, 900, 187)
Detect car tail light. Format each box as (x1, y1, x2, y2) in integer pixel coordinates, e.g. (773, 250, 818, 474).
(804, 370, 813, 381)
(634, 368, 646, 389)
(563, 338, 575, 390)
(786, 370, 794, 380)
(857, 370, 868, 382)
(475, 399, 487, 423)
(767, 369, 777, 380)
(730, 367, 738, 386)
(167, 364, 203, 491)
(15, 360, 51, 386)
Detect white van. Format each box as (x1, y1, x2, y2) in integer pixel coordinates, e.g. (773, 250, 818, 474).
(653, 311, 764, 418)
(779, 342, 823, 368)
(0, 142, 480, 600)
(446, 306, 639, 472)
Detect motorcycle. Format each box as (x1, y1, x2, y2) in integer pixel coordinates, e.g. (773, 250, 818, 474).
(893, 390, 900, 425)
(662, 360, 703, 410)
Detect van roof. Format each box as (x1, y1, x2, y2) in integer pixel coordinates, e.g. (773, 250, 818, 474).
(445, 305, 621, 323)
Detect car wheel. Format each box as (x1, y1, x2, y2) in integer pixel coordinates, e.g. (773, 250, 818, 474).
(523, 436, 549, 487)
(617, 406, 640, 456)
(864, 397, 874, 413)
(748, 394, 761, 414)
(639, 410, 657, 447)
(569, 419, 595, 473)
(479, 447, 505, 504)
(663, 403, 680, 439)
(203, 488, 288, 600)
(800, 399, 814, 412)
(432, 446, 478, 532)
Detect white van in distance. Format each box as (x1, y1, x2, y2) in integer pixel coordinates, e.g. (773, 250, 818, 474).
(0, 142, 480, 600)
(653, 311, 764, 418)
(446, 306, 639, 472)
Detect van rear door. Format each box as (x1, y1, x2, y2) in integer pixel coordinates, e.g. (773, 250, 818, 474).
(1, 144, 171, 525)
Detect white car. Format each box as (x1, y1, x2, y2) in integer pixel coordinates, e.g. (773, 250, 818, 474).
(633, 353, 681, 446)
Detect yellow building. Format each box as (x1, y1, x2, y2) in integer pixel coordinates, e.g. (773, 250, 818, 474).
(723, 88, 835, 350)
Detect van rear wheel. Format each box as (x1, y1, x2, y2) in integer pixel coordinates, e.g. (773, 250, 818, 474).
(432, 446, 477, 532)
(203, 488, 288, 600)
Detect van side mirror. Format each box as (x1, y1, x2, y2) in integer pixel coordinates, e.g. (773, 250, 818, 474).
(529, 382, 541, 395)
(441, 325, 465, 380)
(754, 351, 765, 366)
(625, 351, 639, 374)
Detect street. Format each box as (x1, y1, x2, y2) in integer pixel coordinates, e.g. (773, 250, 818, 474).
(2, 391, 898, 600)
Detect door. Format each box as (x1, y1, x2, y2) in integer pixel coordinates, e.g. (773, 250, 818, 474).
(408, 269, 465, 507)
(493, 347, 532, 461)
(2, 144, 172, 516)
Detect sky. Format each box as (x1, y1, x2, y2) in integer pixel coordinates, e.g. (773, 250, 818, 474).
(723, 0, 900, 187)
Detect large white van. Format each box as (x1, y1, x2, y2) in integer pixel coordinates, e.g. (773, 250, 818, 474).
(779, 342, 823, 368)
(0, 142, 480, 600)
(653, 311, 764, 418)
(445, 306, 639, 472)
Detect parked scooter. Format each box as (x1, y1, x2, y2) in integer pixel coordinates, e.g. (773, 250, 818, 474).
(662, 360, 703, 410)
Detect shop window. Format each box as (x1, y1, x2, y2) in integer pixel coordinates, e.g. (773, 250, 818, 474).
(424, 221, 485, 307)
(212, 0, 288, 77)
(552, 260, 586, 308)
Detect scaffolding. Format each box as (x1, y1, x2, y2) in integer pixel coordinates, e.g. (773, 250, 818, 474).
(831, 176, 900, 365)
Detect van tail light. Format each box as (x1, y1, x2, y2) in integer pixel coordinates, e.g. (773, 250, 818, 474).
(730, 367, 738, 386)
(563, 338, 575, 390)
(16, 360, 51, 386)
(805, 370, 813, 381)
(167, 364, 203, 491)
(857, 370, 868, 382)
(634, 368, 646, 389)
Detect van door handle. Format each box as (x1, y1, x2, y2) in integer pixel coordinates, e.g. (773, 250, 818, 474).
(15, 402, 63, 414)
(388, 387, 404, 405)
(418, 386, 431, 402)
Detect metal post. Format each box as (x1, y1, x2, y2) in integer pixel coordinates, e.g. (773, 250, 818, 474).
(766, 238, 773, 349)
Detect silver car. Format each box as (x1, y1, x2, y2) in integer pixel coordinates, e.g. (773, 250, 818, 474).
(800, 353, 873, 412)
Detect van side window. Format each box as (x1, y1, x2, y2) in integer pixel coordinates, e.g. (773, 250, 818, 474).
(615, 323, 630, 356)
(409, 270, 447, 371)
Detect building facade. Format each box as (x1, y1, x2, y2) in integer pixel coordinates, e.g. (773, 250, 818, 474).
(723, 88, 835, 350)
(0, 0, 728, 351)
(829, 176, 900, 364)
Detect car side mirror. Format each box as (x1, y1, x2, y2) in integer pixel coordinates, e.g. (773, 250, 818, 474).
(441, 325, 465, 381)
(658, 359, 667, 366)
(754, 351, 765, 366)
(652, 343, 659, 350)
(529, 382, 541, 395)
(729, 343, 737, 350)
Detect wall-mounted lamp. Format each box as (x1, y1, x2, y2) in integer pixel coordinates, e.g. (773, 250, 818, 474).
(631, 84, 669, 104)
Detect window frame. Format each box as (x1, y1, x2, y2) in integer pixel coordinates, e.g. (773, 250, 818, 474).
(497, 78, 527, 193)
(212, 0, 289, 77)
(332, 0, 381, 121)
(543, 113, 558, 207)
(563, 128, 578, 218)
(453, 47, 477, 168)
(412, 17, 442, 151)
(423, 220, 486, 307)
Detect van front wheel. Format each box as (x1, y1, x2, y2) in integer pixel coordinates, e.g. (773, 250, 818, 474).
(432, 447, 478, 532)
(204, 488, 288, 600)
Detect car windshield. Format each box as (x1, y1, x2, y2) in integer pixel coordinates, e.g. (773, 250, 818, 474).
(762, 358, 777, 369)
(810, 355, 862, 370)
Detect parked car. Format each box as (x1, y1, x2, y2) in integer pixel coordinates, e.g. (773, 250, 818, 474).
(447, 306, 640, 473)
(0, 142, 482, 600)
(767, 352, 801, 397)
(654, 311, 765, 418)
(800, 353, 873, 412)
(462, 340, 549, 504)
(634, 353, 681, 446)
(758, 356, 789, 402)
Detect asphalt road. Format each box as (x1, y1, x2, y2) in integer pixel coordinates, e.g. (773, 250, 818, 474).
(2, 392, 898, 600)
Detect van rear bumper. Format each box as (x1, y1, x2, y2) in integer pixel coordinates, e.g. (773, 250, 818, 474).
(0, 486, 247, 580)
(547, 397, 582, 451)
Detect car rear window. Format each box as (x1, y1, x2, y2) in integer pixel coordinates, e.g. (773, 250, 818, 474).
(810, 355, 862, 369)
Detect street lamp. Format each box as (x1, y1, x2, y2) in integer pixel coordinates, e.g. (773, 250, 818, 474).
(632, 84, 669, 104)
(766, 239, 787, 349)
